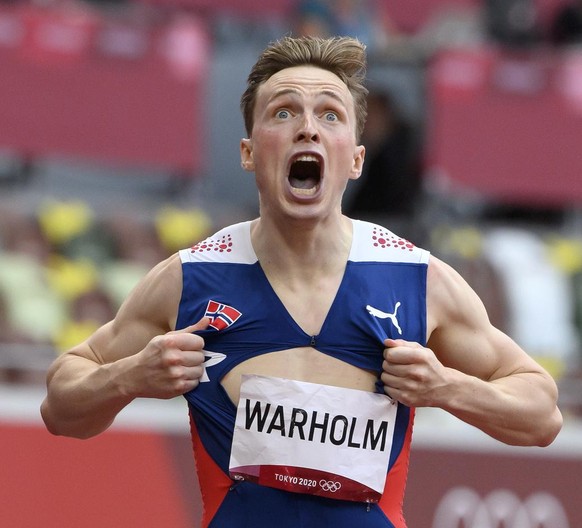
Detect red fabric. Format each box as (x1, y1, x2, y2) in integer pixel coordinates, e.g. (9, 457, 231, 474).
(189, 415, 233, 528)
(377, 408, 415, 528)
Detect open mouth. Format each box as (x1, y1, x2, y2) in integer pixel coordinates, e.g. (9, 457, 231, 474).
(288, 154, 322, 196)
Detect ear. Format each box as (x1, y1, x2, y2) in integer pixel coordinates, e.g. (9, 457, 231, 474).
(349, 145, 365, 180)
(240, 138, 255, 172)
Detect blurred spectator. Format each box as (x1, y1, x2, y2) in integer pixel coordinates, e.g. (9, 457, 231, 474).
(53, 286, 117, 354)
(484, 0, 542, 47)
(428, 225, 509, 334)
(105, 213, 168, 269)
(549, 0, 582, 45)
(0, 290, 39, 384)
(343, 89, 422, 242)
(292, 0, 334, 38)
(35, 198, 115, 265)
(45, 254, 100, 302)
(330, 0, 399, 51)
(0, 205, 51, 263)
(293, 1, 484, 59)
(546, 235, 582, 347)
(0, 207, 66, 383)
(412, 4, 485, 56)
(292, 0, 401, 53)
(483, 228, 579, 381)
(154, 205, 213, 255)
(99, 213, 167, 309)
(0, 208, 67, 345)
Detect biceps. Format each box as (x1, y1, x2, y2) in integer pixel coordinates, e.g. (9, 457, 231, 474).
(430, 322, 533, 382)
(81, 317, 159, 364)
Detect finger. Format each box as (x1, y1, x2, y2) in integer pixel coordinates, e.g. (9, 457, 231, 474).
(384, 341, 424, 364)
(381, 370, 399, 386)
(165, 367, 205, 395)
(383, 356, 394, 371)
(179, 350, 205, 368)
(384, 346, 411, 364)
(381, 371, 412, 400)
(171, 317, 211, 335)
(383, 338, 415, 348)
(171, 364, 205, 381)
(159, 330, 206, 355)
(382, 359, 407, 377)
(380, 374, 399, 401)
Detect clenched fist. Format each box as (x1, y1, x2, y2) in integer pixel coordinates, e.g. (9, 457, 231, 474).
(122, 317, 211, 400)
(381, 338, 449, 408)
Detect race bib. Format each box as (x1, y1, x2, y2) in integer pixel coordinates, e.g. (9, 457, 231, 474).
(229, 375, 397, 503)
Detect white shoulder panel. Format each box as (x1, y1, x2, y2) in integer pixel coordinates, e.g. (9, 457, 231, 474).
(349, 220, 430, 264)
(179, 221, 258, 265)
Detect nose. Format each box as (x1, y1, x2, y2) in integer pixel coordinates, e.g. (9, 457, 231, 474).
(294, 113, 320, 143)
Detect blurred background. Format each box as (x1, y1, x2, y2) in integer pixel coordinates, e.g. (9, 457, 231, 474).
(0, 0, 581, 526)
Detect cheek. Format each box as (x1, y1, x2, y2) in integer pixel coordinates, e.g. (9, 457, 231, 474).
(331, 137, 359, 165)
(252, 129, 288, 166)
(254, 124, 282, 143)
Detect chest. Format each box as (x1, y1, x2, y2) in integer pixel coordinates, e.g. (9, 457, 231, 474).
(267, 272, 344, 337)
(178, 259, 428, 382)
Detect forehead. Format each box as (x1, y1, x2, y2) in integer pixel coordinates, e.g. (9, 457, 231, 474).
(257, 65, 352, 104)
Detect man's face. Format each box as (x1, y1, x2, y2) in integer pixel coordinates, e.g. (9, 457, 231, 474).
(240, 65, 365, 220)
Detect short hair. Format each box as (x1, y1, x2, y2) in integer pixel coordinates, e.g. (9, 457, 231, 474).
(241, 36, 368, 141)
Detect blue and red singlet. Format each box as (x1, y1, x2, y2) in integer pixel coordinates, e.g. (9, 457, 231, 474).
(176, 220, 429, 528)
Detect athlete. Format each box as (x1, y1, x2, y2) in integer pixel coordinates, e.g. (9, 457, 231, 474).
(41, 36, 562, 527)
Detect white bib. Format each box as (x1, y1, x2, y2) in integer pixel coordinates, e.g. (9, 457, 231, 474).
(229, 374, 397, 502)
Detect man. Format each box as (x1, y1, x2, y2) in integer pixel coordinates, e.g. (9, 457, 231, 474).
(41, 36, 562, 527)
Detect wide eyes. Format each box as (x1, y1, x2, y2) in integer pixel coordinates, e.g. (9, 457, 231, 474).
(274, 109, 339, 122)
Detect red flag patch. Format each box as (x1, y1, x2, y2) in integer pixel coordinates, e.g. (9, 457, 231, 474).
(204, 300, 242, 331)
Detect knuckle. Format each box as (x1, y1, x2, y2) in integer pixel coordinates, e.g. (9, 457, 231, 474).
(155, 333, 174, 346)
(168, 364, 186, 380)
(159, 353, 179, 369)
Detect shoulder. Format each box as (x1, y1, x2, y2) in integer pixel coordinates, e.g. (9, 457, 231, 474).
(82, 254, 184, 363)
(114, 254, 184, 332)
(426, 254, 490, 339)
(349, 219, 430, 264)
(179, 220, 257, 265)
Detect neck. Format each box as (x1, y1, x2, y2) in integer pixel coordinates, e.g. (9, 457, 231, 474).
(251, 215, 353, 276)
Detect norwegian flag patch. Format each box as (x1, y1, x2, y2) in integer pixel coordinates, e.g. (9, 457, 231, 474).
(204, 300, 242, 331)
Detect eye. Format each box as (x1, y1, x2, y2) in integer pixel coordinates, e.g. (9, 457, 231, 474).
(276, 109, 290, 119)
(323, 112, 338, 122)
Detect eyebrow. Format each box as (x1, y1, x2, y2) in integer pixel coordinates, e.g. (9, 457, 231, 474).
(268, 88, 299, 102)
(268, 88, 347, 107)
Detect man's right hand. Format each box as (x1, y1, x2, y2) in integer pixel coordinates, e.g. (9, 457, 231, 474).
(122, 317, 211, 399)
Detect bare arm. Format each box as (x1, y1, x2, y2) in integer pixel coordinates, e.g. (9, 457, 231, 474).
(41, 255, 209, 439)
(381, 256, 562, 446)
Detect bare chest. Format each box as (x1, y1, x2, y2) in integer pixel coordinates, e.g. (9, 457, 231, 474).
(267, 271, 345, 337)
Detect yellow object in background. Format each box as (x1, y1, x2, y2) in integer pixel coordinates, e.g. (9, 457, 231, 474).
(37, 199, 94, 246)
(155, 206, 212, 253)
(45, 255, 98, 301)
(546, 237, 582, 275)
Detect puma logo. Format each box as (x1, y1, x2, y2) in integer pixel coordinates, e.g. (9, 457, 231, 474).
(366, 302, 402, 335)
(200, 350, 227, 382)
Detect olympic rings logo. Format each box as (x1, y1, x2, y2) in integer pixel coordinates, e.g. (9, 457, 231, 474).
(432, 487, 570, 528)
(319, 479, 342, 493)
